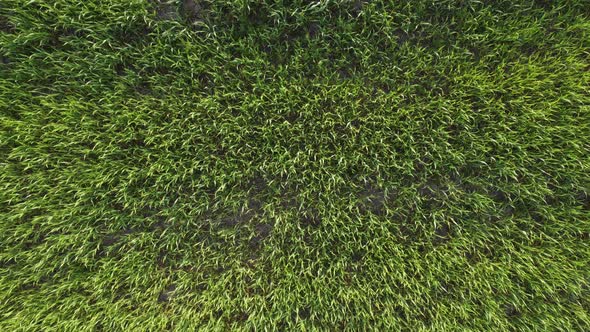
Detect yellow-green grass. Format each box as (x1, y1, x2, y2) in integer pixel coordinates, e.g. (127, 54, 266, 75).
(1, 0, 589, 330)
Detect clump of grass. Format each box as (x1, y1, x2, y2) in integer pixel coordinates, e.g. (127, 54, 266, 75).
(1, 0, 589, 330)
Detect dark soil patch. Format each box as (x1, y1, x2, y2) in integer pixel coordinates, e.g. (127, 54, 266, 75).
(250, 222, 273, 248)
(358, 183, 389, 215)
(504, 303, 521, 318)
(351, 250, 365, 263)
(153, 0, 179, 21)
(434, 223, 451, 244)
(158, 284, 177, 303)
(0, 15, 15, 33)
(301, 211, 322, 228)
(307, 22, 320, 39)
(576, 190, 589, 210)
(181, 0, 202, 22)
(233, 311, 249, 322)
(292, 306, 311, 321)
(351, 0, 369, 16)
(101, 228, 134, 247)
(135, 81, 152, 95)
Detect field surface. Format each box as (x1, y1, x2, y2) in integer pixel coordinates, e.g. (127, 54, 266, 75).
(1, 0, 590, 330)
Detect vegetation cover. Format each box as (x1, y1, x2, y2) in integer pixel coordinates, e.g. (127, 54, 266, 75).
(1, 0, 589, 330)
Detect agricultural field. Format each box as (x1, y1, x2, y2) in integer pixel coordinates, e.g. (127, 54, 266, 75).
(1, 0, 589, 330)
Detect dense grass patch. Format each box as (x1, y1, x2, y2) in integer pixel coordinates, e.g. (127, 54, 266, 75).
(1, 0, 589, 330)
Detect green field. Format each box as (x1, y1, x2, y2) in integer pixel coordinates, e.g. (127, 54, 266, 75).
(1, 0, 589, 330)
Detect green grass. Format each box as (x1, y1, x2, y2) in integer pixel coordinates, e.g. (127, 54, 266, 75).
(1, 0, 589, 330)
